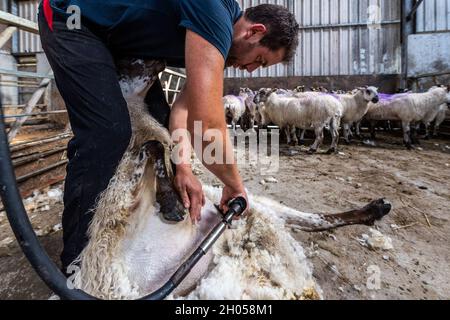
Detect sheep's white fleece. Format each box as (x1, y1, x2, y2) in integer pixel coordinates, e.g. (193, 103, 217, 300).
(181, 186, 320, 300)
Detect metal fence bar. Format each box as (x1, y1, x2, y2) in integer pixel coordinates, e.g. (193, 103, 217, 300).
(0, 10, 39, 34)
(299, 20, 401, 30)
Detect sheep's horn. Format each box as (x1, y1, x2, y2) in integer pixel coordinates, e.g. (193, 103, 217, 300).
(142, 141, 188, 223)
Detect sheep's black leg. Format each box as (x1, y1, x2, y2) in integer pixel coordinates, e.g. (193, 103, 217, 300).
(284, 199, 391, 232)
(355, 122, 363, 140)
(144, 79, 172, 128)
(143, 141, 188, 222)
(318, 199, 391, 229)
(369, 120, 377, 140)
(410, 124, 421, 146)
(402, 121, 414, 150)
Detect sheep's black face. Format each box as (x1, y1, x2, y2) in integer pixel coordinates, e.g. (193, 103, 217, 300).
(364, 86, 379, 104)
(254, 89, 271, 104)
(294, 86, 305, 93)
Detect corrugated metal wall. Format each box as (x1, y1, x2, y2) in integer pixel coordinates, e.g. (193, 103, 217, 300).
(226, 0, 402, 78)
(416, 0, 450, 33)
(16, 0, 41, 53)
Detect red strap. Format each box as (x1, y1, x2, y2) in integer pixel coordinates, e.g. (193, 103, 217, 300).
(43, 0, 54, 31)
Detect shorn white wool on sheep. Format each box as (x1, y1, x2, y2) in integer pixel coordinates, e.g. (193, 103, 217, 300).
(180, 186, 321, 300)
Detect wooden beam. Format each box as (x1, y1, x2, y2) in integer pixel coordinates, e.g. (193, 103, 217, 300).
(8, 76, 52, 142)
(407, 0, 425, 21)
(0, 25, 17, 49)
(10, 133, 71, 152)
(0, 68, 54, 79)
(0, 10, 39, 34)
(16, 160, 68, 183)
(13, 146, 67, 167)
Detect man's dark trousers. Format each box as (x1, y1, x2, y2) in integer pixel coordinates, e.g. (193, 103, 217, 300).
(38, 5, 171, 272)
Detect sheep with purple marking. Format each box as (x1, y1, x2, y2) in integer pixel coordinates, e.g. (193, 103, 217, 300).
(365, 86, 448, 149)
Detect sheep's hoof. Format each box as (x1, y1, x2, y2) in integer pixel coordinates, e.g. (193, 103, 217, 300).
(326, 147, 337, 155)
(307, 148, 317, 155)
(299, 140, 305, 146)
(359, 199, 392, 226)
(157, 188, 188, 223)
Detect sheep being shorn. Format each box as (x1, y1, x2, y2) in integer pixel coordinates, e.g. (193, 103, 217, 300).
(69, 59, 391, 300)
(255, 89, 343, 153)
(365, 87, 448, 149)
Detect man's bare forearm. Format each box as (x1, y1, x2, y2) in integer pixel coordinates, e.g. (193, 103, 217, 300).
(190, 115, 243, 191)
(171, 95, 243, 191)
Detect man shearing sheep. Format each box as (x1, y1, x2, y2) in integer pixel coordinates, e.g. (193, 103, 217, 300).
(38, 0, 299, 273)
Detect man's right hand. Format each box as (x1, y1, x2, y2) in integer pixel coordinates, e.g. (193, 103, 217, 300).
(220, 184, 249, 219)
(174, 165, 205, 224)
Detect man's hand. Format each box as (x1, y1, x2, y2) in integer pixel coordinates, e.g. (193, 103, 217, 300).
(174, 165, 205, 224)
(220, 184, 249, 219)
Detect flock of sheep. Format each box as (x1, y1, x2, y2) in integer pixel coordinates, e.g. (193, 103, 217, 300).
(223, 85, 450, 152)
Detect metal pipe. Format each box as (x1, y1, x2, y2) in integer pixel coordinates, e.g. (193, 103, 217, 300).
(298, 20, 401, 30)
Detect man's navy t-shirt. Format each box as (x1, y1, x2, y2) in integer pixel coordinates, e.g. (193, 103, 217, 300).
(50, 0, 243, 67)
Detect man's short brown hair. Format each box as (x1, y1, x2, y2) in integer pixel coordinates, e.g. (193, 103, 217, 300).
(245, 4, 300, 62)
